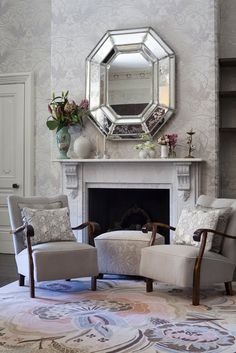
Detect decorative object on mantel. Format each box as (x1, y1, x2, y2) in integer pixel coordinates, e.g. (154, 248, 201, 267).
(167, 133, 178, 158)
(94, 135, 102, 159)
(185, 128, 196, 158)
(55, 126, 71, 159)
(103, 135, 110, 159)
(46, 91, 89, 159)
(158, 134, 178, 158)
(74, 134, 91, 158)
(134, 134, 156, 159)
(157, 135, 169, 158)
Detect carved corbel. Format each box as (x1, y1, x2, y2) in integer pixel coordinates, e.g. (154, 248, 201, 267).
(64, 163, 78, 190)
(175, 162, 191, 200)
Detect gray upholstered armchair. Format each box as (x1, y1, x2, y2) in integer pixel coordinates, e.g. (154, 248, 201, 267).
(140, 195, 236, 305)
(8, 195, 99, 298)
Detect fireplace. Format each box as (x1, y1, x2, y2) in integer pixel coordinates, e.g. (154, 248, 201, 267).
(88, 188, 170, 242)
(60, 158, 202, 242)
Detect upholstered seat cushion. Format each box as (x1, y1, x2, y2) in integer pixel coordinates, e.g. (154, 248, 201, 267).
(16, 241, 98, 282)
(140, 244, 235, 287)
(95, 230, 164, 276)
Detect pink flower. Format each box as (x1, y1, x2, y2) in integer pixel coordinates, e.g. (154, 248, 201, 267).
(79, 99, 89, 110)
(167, 134, 178, 148)
(64, 101, 77, 114)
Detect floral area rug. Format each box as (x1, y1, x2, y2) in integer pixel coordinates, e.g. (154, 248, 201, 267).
(0, 278, 235, 353)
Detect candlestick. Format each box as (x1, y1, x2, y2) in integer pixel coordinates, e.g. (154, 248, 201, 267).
(96, 135, 99, 154)
(103, 135, 110, 159)
(94, 135, 101, 159)
(103, 135, 106, 155)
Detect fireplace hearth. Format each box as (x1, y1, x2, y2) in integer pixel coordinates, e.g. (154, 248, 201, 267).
(89, 188, 170, 241)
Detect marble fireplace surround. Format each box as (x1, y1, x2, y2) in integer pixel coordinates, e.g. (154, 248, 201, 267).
(58, 158, 203, 242)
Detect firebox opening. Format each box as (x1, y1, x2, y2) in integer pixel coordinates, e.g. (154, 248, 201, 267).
(88, 188, 170, 243)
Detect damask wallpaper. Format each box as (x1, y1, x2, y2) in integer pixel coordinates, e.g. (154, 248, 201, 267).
(0, 0, 219, 196)
(0, 0, 60, 195)
(51, 0, 218, 196)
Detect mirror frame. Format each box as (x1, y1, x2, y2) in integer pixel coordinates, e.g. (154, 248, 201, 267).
(86, 27, 175, 139)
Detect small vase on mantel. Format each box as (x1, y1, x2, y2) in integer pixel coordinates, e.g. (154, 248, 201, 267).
(160, 145, 168, 158)
(74, 135, 91, 159)
(168, 147, 176, 158)
(56, 126, 71, 159)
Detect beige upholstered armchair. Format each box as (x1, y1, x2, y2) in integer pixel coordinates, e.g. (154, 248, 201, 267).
(8, 195, 99, 298)
(140, 195, 236, 306)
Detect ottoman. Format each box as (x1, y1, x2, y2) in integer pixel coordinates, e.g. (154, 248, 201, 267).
(94, 230, 164, 276)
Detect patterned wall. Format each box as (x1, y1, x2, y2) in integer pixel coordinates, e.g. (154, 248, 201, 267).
(0, 0, 219, 196)
(51, 0, 218, 196)
(0, 0, 61, 195)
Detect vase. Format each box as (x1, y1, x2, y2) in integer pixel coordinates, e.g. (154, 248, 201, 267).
(139, 149, 149, 159)
(168, 147, 176, 158)
(148, 149, 156, 158)
(160, 145, 168, 158)
(56, 126, 71, 159)
(74, 135, 91, 158)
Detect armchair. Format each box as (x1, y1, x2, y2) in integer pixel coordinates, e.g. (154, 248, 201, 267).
(140, 195, 236, 305)
(8, 195, 99, 298)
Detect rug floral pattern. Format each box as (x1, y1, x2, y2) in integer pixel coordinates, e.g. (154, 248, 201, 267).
(0, 279, 235, 352)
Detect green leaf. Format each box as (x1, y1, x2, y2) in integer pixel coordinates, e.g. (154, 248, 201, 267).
(46, 120, 59, 130)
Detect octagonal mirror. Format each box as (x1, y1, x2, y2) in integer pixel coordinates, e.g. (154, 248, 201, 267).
(86, 27, 175, 139)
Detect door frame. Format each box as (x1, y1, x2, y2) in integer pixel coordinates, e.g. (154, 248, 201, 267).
(0, 72, 34, 196)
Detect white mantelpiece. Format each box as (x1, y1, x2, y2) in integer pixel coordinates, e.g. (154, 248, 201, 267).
(57, 158, 203, 241)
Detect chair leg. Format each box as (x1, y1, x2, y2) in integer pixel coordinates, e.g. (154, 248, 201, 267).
(225, 281, 233, 295)
(29, 275, 35, 298)
(192, 277, 200, 306)
(19, 274, 25, 286)
(146, 278, 153, 292)
(97, 273, 104, 279)
(91, 276, 97, 291)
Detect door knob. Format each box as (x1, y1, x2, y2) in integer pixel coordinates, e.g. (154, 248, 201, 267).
(12, 183, 19, 189)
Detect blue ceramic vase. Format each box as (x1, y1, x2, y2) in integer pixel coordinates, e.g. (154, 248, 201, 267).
(56, 126, 71, 159)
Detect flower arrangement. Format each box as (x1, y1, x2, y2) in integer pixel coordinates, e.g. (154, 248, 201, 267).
(47, 91, 89, 132)
(134, 133, 156, 158)
(167, 133, 178, 149)
(158, 133, 178, 158)
(157, 135, 169, 145)
(134, 133, 156, 151)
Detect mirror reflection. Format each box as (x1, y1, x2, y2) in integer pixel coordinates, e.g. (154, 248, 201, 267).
(108, 53, 152, 116)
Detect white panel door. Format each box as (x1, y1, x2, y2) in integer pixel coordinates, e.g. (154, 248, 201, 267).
(0, 84, 25, 253)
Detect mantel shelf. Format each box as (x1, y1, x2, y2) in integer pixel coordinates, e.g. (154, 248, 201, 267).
(53, 158, 203, 163)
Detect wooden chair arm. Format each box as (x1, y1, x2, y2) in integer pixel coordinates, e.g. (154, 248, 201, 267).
(193, 228, 235, 242)
(11, 223, 34, 237)
(72, 221, 101, 246)
(142, 222, 176, 246)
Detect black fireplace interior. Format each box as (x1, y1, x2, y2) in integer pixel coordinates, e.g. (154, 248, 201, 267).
(88, 188, 170, 243)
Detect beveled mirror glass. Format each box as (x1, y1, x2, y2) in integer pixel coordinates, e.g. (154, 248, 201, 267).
(86, 27, 175, 139)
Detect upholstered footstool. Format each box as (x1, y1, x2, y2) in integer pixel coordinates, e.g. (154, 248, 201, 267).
(94, 230, 164, 276)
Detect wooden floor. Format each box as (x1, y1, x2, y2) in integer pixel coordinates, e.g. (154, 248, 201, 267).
(0, 254, 18, 287)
